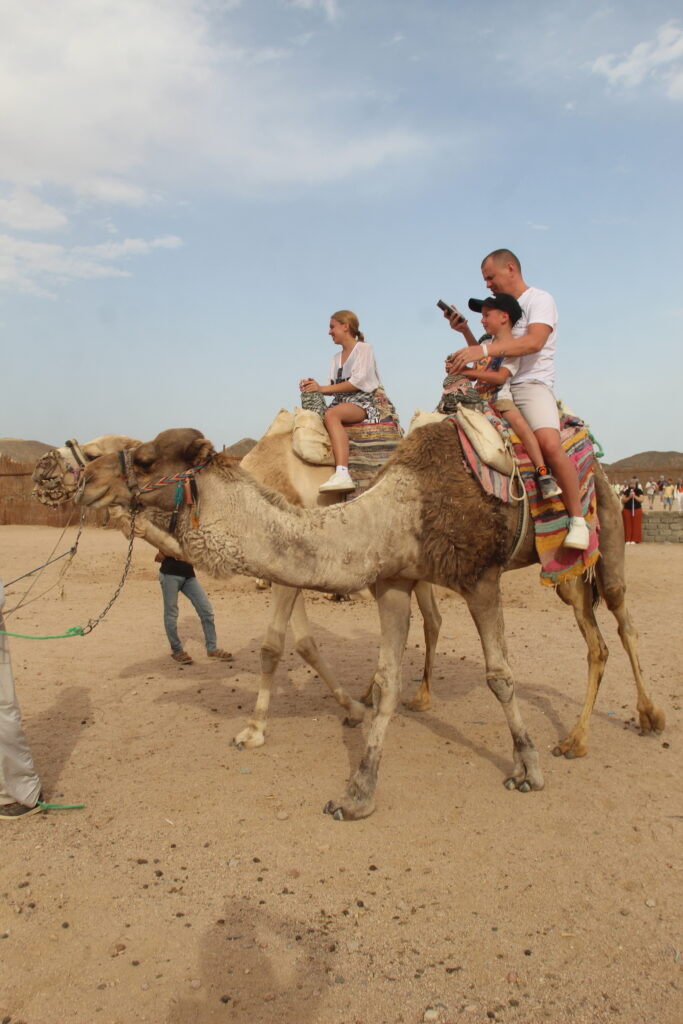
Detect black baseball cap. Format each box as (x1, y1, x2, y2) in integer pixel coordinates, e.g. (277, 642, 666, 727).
(468, 293, 522, 325)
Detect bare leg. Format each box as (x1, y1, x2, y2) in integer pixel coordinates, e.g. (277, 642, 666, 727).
(324, 579, 413, 820)
(502, 408, 546, 471)
(535, 427, 582, 517)
(465, 568, 544, 792)
(323, 402, 366, 466)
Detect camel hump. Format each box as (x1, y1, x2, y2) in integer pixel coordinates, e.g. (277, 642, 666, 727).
(263, 409, 295, 439)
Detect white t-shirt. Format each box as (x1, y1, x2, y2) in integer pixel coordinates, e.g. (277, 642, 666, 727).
(511, 286, 558, 388)
(329, 342, 382, 392)
(496, 355, 519, 401)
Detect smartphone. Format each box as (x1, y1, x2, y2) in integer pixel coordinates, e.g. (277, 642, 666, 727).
(437, 299, 465, 323)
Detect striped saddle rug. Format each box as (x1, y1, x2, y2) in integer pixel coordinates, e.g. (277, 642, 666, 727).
(452, 409, 600, 586)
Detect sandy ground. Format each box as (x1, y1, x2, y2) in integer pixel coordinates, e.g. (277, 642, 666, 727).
(0, 525, 681, 1024)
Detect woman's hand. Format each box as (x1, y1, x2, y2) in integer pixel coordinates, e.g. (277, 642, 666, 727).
(300, 377, 322, 393)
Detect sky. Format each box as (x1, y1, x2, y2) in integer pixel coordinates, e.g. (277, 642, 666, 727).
(1, 0, 682, 462)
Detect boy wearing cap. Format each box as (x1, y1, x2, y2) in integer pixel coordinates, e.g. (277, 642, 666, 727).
(457, 294, 561, 501)
(445, 248, 589, 551)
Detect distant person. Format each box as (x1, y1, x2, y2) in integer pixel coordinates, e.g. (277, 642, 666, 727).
(445, 248, 589, 549)
(454, 293, 561, 500)
(0, 579, 43, 819)
(645, 479, 656, 510)
(156, 554, 233, 665)
(677, 480, 683, 513)
(621, 477, 644, 544)
(662, 480, 675, 511)
(299, 309, 395, 493)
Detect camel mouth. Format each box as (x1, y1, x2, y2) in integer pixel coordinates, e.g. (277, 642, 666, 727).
(75, 480, 112, 508)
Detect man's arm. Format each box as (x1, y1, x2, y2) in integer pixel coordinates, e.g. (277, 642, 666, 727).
(448, 323, 551, 372)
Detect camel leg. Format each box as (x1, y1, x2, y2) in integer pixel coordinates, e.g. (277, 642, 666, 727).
(465, 570, 544, 792)
(592, 461, 665, 736)
(404, 580, 442, 711)
(289, 592, 366, 727)
(597, 574, 666, 738)
(233, 584, 299, 749)
(552, 578, 609, 758)
(324, 580, 413, 821)
(360, 581, 442, 710)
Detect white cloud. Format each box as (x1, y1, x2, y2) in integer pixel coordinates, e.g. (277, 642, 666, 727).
(0, 232, 181, 297)
(0, 190, 68, 231)
(591, 20, 683, 98)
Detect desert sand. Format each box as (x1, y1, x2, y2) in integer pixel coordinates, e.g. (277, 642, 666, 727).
(1, 524, 681, 1024)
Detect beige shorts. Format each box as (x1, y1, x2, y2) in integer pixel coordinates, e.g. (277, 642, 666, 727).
(509, 381, 560, 432)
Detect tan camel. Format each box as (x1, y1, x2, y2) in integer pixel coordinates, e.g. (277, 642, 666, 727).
(33, 423, 441, 746)
(77, 426, 665, 820)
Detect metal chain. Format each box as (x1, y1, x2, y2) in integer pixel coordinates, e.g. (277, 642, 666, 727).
(80, 508, 138, 635)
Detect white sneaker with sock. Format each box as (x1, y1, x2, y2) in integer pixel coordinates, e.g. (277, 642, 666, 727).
(564, 516, 589, 550)
(319, 468, 355, 493)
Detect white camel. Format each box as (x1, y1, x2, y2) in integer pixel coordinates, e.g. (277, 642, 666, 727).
(77, 426, 665, 820)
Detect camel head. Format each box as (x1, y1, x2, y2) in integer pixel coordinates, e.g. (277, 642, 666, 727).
(77, 428, 215, 512)
(33, 435, 141, 507)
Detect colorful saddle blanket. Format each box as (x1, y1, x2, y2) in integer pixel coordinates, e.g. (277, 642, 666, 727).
(347, 419, 403, 495)
(453, 409, 600, 586)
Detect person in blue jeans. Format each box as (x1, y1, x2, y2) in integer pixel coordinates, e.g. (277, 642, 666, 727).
(156, 554, 233, 665)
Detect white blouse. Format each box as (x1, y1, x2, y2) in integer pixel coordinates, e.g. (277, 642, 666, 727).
(328, 342, 382, 392)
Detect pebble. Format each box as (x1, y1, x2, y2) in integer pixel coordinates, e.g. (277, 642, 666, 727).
(276, 811, 289, 821)
(645, 898, 656, 908)
(190, 979, 201, 990)
(423, 1010, 440, 1022)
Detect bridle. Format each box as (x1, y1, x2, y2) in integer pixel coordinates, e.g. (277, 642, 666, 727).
(33, 438, 91, 507)
(115, 447, 214, 529)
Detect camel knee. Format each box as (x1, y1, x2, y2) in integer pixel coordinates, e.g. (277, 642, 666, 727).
(294, 635, 318, 663)
(601, 583, 626, 613)
(260, 645, 281, 674)
(487, 672, 514, 704)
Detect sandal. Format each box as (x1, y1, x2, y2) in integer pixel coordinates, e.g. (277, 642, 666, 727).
(171, 650, 193, 665)
(207, 649, 233, 662)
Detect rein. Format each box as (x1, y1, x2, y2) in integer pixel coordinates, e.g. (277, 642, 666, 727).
(116, 449, 213, 528)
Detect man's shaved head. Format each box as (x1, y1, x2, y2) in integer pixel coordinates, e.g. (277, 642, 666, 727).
(481, 248, 522, 273)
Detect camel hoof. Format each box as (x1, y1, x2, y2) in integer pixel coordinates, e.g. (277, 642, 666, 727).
(323, 801, 345, 820)
(234, 742, 244, 752)
(503, 778, 517, 790)
(552, 745, 563, 757)
(343, 716, 361, 728)
(518, 780, 531, 793)
(564, 749, 576, 760)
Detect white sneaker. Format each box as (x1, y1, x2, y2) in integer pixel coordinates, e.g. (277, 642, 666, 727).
(319, 470, 356, 493)
(565, 516, 589, 550)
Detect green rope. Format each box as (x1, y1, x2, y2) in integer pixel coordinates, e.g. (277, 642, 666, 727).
(0, 626, 84, 640)
(587, 427, 604, 459)
(37, 799, 86, 811)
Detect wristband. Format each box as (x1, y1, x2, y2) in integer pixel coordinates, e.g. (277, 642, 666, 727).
(481, 343, 489, 358)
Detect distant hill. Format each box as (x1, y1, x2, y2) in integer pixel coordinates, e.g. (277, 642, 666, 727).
(602, 450, 683, 483)
(0, 438, 54, 463)
(224, 437, 257, 457)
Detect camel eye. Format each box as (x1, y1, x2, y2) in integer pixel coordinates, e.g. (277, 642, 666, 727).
(135, 455, 155, 470)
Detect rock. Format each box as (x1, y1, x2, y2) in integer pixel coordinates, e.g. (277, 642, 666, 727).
(645, 898, 656, 908)
(276, 810, 289, 821)
(423, 1009, 440, 1022)
(190, 979, 201, 989)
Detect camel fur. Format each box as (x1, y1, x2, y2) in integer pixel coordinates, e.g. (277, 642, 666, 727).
(78, 425, 664, 820)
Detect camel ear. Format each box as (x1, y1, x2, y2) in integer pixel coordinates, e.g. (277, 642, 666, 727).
(187, 437, 215, 465)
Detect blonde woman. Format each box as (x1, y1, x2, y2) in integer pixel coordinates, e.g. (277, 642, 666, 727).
(300, 310, 391, 492)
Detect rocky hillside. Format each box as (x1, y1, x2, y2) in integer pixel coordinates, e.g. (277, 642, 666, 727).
(0, 438, 54, 463)
(602, 450, 683, 483)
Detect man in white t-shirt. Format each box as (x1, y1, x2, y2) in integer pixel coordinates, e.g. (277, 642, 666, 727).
(446, 248, 588, 550)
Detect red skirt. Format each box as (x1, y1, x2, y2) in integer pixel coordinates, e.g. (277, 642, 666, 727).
(622, 508, 642, 543)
